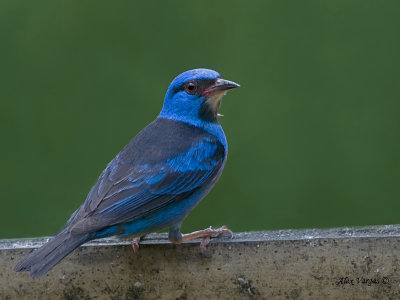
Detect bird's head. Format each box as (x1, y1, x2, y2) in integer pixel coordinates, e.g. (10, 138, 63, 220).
(159, 68, 239, 125)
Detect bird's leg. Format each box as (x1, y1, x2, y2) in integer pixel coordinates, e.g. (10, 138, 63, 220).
(131, 235, 145, 253)
(182, 226, 233, 253)
(169, 225, 233, 254)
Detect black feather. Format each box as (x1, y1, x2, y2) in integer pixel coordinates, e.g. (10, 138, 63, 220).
(14, 231, 90, 278)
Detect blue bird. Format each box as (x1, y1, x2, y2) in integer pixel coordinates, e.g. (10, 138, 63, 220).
(14, 68, 239, 278)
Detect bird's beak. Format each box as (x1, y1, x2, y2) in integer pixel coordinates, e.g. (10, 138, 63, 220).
(200, 78, 240, 118)
(202, 78, 240, 96)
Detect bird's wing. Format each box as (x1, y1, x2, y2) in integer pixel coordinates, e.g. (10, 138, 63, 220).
(68, 134, 225, 235)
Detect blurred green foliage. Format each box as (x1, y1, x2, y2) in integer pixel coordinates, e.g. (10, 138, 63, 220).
(1, 1, 400, 238)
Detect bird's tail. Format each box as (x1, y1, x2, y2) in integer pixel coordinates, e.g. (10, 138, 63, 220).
(14, 230, 90, 278)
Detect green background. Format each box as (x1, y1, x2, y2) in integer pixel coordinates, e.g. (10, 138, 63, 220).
(1, 1, 399, 238)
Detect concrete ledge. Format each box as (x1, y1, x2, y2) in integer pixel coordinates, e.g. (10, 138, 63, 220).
(2, 225, 400, 299)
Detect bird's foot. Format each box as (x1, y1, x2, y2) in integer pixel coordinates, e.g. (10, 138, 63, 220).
(131, 237, 142, 253)
(181, 225, 233, 254)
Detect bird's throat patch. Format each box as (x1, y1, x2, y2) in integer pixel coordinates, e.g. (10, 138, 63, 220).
(199, 91, 225, 122)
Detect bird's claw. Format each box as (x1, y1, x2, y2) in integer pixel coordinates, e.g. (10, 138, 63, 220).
(199, 225, 233, 253)
(131, 237, 141, 253)
(181, 225, 233, 254)
(202, 225, 233, 239)
(215, 225, 234, 239)
(200, 235, 211, 254)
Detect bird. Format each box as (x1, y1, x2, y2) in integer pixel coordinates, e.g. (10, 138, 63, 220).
(14, 68, 239, 279)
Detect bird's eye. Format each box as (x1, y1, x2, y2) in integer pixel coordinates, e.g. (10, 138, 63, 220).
(185, 82, 197, 94)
